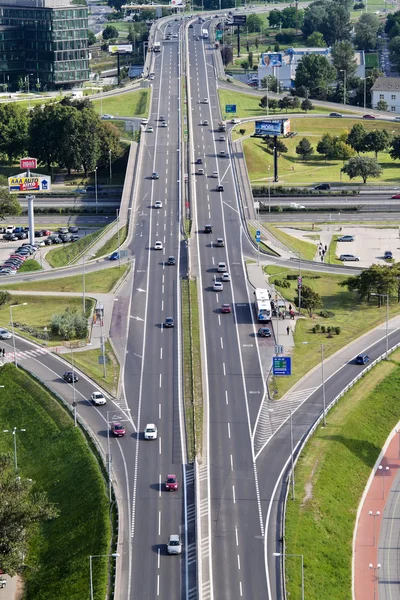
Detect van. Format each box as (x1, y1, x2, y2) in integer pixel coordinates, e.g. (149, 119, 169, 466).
(197, 168, 204, 175)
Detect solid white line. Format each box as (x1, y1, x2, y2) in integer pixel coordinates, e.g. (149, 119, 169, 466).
(227, 422, 231, 438)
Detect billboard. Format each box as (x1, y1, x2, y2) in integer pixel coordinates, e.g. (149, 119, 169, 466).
(255, 119, 290, 136)
(233, 15, 246, 25)
(8, 175, 51, 193)
(20, 157, 37, 170)
(108, 44, 133, 54)
(260, 52, 283, 67)
(273, 356, 291, 376)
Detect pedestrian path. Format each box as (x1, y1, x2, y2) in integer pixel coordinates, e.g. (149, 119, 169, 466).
(354, 426, 400, 599)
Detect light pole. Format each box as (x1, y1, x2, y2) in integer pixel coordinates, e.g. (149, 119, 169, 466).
(302, 342, 326, 426)
(82, 253, 95, 315)
(116, 208, 121, 268)
(10, 303, 28, 367)
(90, 553, 119, 600)
(70, 345, 77, 427)
(289, 409, 295, 500)
(378, 464, 389, 498)
(364, 77, 367, 112)
(340, 69, 347, 105)
(266, 75, 269, 115)
(369, 510, 380, 546)
(291, 251, 302, 314)
(268, 165, 271, 213)
(369, 563, 381, 600)
(109, 149, 112, 185)
(3, 426, 26, 472)
(273, 552, 304, 600)
(371, 293, 389, 359)
(94, 166, 98, 215)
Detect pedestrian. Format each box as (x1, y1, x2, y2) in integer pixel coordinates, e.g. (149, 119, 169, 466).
(324, 245, 327, 252)
(268, 292, 272, 300)
(287, 326, 290, 335)
(321, 255, 324, 262)
(0, 347, 3, 357)
(289, 304, 292, 311)
(2, 348, 5, 357)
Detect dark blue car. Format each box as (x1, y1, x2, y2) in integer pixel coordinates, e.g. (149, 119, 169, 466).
(109, 251, 120, 261)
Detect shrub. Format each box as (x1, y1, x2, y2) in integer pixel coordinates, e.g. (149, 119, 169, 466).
(287, 275, 297, 280)
(51, 308, 88, 340)
(320, 325, 326, 333)
(335, 326, 341, 335)
(319, 309, 335, 318)
(314, 323, 321, 332)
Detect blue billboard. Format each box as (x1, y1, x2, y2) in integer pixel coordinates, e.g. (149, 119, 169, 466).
(225, 104, 237, 113)
(255, 120, 283, 136)
(273, 356, 292, 376)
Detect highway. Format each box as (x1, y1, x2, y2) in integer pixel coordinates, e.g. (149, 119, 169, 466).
(259, 195, 400, 210)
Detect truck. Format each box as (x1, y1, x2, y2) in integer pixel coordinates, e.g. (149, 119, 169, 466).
(153, 41, 161, 52)
(217, 121, 226, 132)
(254, 288, 272, 322)
(202, 28, 209, 39)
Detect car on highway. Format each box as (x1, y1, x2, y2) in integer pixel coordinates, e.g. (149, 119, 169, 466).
(217, 261, 227, 272)
(202, 120, 209, 126)
(230, 118, 240, 124)
(90, 391, 106, 405)
(147, 126, 154, 132)
(109, 251, 120, 261)
(0, 328, 12, 339)
(363, 114, 376, 119)
(63, 371, 78, 383)
(314, 183, 330, 190)
(221, 303, 231, 313)
(258, 327, 272, 337)
(216, 184, 224, 192)
(195, 158, 203, 164)
(219, 135, 225, 141)
(165, 474, 178, 491)
(221, 272, 231, 281)
(213, 281, 223, 292)
(111, 422, 126, 437)
(337, 235, 355, 242)
(339, 254, 360, 261)
(219, 150, 226, 157)
(154, 241, 163, 250)
(329, 112, 343, 117)
(391, 193, 400, 199)
(159, 115, 165, 121)
(203, 97, 209, 103)
(204, 224, 213, 233)
(290, 203, 306, 210)
(149, 73, 155, 80)
(167, 534, 182, 555)
(141, 118, 149, 125)
(215, 238, 225, 247)
(86, 185, 102, 192)
(167, 256, 176, 265)
(101, 114, 114, 120)
(161, 121, 168, 127)
(355, 353, 370, 365)
(68, 226, 79, 233)
(144, 423, 158, 440)
(151, 172, 159, 179)
(384, 250, 393, 259)
(164, 317, 174, 328)
(212, 171, 218, 178)
(154, 200, 163, 208)
(172, 33, 178, 38)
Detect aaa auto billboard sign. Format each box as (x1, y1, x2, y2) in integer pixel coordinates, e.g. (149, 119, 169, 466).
(8, 175, 51, 193)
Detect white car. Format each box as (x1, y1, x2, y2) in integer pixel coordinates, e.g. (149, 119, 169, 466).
(221, 272, 231, 281)
(154, 241, 163, 250)
(0, 328, 12, 339)
(203, 98, 209, 103)
(149, 73, 155, 80)
(213, 281, 223, 292)
(91, 391, 106, 406)
(141, 118, 149, 125)
(161, 121, 167, 127)
(167, 534, 182, 554)
(147, 126, 154, 133)
(230, 118, 240, 124)
(217, 262, 227, 272)
(144, 423, 158, 440)
(154, 201, 163, 209)
(101, 114, 113, 120)
(290, 203, 306, 210)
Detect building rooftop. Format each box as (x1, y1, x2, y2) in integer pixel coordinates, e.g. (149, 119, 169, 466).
(371, 76, 400, 92)
(2, 0, 85, 7)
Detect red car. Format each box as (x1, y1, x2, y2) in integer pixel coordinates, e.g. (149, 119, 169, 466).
(363, 114, 376, 119)
(392, 194, 400, 199)
(221, 304, 231, 313)
(165, 474, 178, 491)
(43, 230, 52, 236)
(9, 254, 26, 261)
(111, 422, 125, 437)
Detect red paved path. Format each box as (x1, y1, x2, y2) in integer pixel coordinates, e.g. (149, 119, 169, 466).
(354, 429, 400, 599)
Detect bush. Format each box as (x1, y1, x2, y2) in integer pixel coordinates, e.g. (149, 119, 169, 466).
(335, 326, 341, 335)
(287, 275, 298, 280)
(273, 278, 290, 288)
(321, 325, 326, 333)
(319, 309, 335, 318)
(51, 308, 88, 340)
(314, 323, 321, 332)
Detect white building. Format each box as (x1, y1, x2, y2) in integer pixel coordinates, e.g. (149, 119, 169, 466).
(371, 77, 400, 113)
(257, 47, 365, 89)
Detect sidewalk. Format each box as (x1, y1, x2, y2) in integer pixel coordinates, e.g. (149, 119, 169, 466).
(354, 426, 400, 599)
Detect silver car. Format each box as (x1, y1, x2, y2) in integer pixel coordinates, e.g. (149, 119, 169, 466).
(167, 534, 182, 555)
(144, 423, 158, 440)
(0, 328, 12, 339)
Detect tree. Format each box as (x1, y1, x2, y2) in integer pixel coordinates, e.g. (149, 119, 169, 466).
(278, 96, 293, 112)
(268, 8, 282, 28)
(335, 140, 356, 161)
(302, 0, 351, 44)
(248, 51, 254, 69)
(77, 108, 101, 177)
(240, 59, 249, 71)
(269, 99, 279, 112)
(291, 96, 301, 110)
(221, 45, 233, 66)
(341, 156, 382, 183)
(385, 10, 400, 39)
(259, 95, 269, 109)
(246, 13, 263, 32)
(364, 129, 390, 158)
(261, 75, 279, 92)
(388, 36, 400, 70)
(103, 25, 119, 40)
(317, 133, 337, 160)
(306, 31, 325, 46)
(0, 453, 59, 575)
(376, 99, 388, 111)
(354, 13, 380, 50)
(301, 98, 313, 112)
(51, 308, 88, 339)
(347, 123, 367, 154)
(331, 40, 357, 78)
(294, 284, 322, 317)
(0, 185, 22, 219)
(0, 104, 29, 162)
(296, 137, 313, 161)
(88, 30, 97, 46)
(340, 264, 395, 301)
(281, 6, 304, 28)
(294, 54, 336, 98)
(390, 135, 400, 161)
(29, 103, 64, 170)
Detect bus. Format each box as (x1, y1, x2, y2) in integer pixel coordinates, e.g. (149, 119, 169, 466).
(254, 288, 272, 322)
(153, 41, 161, 52)
(202, 29, 209, 39)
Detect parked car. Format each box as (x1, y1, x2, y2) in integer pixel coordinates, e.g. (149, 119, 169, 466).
(337, 235, 355, 242)
(339, 254, 360, 261)
(58, 227, 69, 234)
(68, 226, 79, 233)
(3, 233, 17, 241)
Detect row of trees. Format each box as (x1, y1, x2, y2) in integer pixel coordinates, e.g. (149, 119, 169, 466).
(341, 263, 400, 303)
(0, 99, 122, 176)
(259, 93, 314, 113)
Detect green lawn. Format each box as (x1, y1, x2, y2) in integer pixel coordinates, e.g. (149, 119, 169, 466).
(18, 259, 42, 273)
(0, 364, 111, 600)
(0, 265, 128, 293)
(46, 228, 106, 268)
(63, 342, 120, 396)
(93, 225, 128, 258)
(263, 224, 316, 260)
(265, 265, 400, 397)
(285, 352, 400, 600)
(0, 296, 94, 345)
(241, 117, 400, 186)
(248, 222, 280, 256)
(92, 89, 150, 118)
(327, 234, 343, 265)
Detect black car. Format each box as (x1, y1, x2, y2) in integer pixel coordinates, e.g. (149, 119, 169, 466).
(204, 224, 213, 233)
(329, 112, 343, 118)
(63, 371, 78, 383)
(45, 235, 62, 245)
(164, 317, 174, 328)
(68, 226, 79, 233)
(167, 256, 176, 265)
(86, 185, 102, 192)
(314, 183, 331, 190)
(384, 250, 393, 259)
(14, 232, 27, 240)
(258, 327, 272, 337)
(34, 230, 45, 237)
(60, 234, 73, 243)
(3, 233, 17, 241)
(195, 158, 203, 164)
(216, 184, 224, 192)
(355, 353, 370, 365)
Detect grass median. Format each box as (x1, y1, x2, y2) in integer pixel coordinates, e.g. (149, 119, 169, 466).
(265, 265, 400, 398)
(92, 89, 150, 118)
(93, 225, 128, 259)
(63, 342, 120, 396)
(0, 363, 111, 600)
(262, 223, 316, 260)
(1, 265, 128, 293)
(285, 350, 400, 600)
(46, 228, 107, 268)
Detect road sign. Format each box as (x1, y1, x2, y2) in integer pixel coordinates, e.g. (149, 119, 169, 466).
(256, 230, 261, 242)
(273, 356, 291, 376)
(216, 29, 223, 40)
(8, 175, 51, 193)
(233, 14, 247, 25)
(20, 157, 37, 170)
(275, 345, 283, 355)
(225, 104, 237, 113)
(298, 276, 302, 288)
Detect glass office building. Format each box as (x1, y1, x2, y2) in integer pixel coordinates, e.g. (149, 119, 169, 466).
(0, 0, 90, 91)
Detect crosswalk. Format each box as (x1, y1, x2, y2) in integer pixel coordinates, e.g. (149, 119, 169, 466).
(254, 386, 319, 458)
(0, 346, 52, 365)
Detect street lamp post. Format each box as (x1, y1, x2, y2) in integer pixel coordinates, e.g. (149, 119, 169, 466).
(70, 345, 77, 427)
(10, 303, 28, 367)
(268, 165, 271, 213)
(340, 69, 347, 105)
(89, 553, 119, 600)
(94, 166, 98, 215)
(369, 563, 381, 600)
(289, 409, 295, 500)
(302, 342, 326, 426)
(273, 552, 304, 600)
(3, 427, 26, 472)
(109, 149, 112, 185)
(378, 464, 389, 498)
(371, 293, 389, 359)
(291, 251, 302, 313)
(369, 510, 380, 546)
(116, 208, 121, 268)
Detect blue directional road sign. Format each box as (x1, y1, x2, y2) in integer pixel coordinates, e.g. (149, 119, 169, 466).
(256, 230, 261, 242)
(225, 104, 237, 113)
(273, 356, 292, 376)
